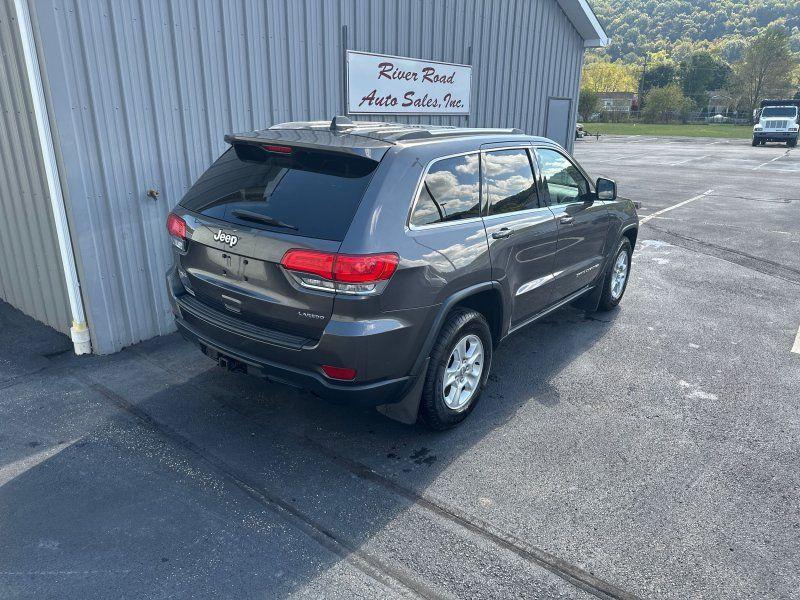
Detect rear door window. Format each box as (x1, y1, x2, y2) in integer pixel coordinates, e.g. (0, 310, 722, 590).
(483, 149, 539, 215)
(410, 153, 481, 227)
(180, 144, 378, 241)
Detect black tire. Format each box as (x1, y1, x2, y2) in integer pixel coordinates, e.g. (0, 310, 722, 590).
(788, 139, 797, 148)
(419, 308, 492, 430)
(597, 237, 632, 311)
(752, 138, 758, 147)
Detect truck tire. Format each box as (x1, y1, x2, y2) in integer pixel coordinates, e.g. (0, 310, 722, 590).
(598, 237, 633, 311)
(752, 138, 758, 147)
(419, 308, 492, 430)
(789, 138, 797, 148)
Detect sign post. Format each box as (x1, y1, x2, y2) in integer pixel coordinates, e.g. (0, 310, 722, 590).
(346, 50, 471, 116)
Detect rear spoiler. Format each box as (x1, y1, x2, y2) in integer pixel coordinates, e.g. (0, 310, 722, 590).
(224, 128, 391, 162)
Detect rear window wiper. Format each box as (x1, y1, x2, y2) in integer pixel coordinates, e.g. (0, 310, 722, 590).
(231, 209, 298, 231)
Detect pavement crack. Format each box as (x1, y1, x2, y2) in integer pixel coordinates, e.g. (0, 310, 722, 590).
(642, 224, 800, 286)
(298, 435, 641, 600)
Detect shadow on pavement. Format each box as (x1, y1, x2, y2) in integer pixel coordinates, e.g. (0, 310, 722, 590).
(0, 299, 620, 598)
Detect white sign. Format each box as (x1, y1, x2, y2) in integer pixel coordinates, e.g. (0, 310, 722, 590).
(346, 50, 471, 116)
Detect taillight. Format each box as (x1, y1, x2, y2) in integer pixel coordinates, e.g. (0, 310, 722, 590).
(334, 254, 399, 283)
(280, 249, 335, 279)
(280, 249, 398, 295)
(167, 212, 187, 250)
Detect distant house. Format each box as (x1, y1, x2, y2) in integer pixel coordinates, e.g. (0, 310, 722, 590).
(707, 90, 733, 115)
(598, 92, 636, 113)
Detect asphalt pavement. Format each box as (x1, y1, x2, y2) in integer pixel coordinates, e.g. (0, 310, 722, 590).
(1, 135, 798, 599)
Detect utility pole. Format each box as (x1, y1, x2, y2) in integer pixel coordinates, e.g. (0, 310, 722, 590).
(638, 54, 649, 109)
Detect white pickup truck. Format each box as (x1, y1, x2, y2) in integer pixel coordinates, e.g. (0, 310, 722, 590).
(752, 100, 799, 147)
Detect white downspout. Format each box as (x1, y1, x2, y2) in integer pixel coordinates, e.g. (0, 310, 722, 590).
(13, 0, 91, 354)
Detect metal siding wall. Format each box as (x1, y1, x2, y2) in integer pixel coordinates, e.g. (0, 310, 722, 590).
(33, 0, 584, 353)
(0, 0, 70, 333)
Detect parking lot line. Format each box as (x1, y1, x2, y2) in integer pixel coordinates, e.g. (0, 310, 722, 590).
(670, 154, 708, 166)
(757, 166, 800, 173)
(753, 150, 791, 170)
(639, 189, 714, 224)
(0, 439, 78, 487)
(793, 326, 800, 355)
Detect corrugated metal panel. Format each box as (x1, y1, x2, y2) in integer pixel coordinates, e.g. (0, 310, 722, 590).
(32, 0, 585, 353)
(0, 0, 70, 334)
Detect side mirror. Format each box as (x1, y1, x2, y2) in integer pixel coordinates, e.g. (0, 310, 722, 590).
(596, 177, 617, 201)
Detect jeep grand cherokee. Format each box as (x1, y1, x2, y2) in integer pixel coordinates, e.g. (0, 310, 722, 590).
(165, 117, 638, 429)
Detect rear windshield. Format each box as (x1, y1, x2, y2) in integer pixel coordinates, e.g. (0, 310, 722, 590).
(180, 144, 378, 241)
(762, 107, 797, 118)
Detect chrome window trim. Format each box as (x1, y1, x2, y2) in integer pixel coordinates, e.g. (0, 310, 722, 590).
(406, 215, 485, 231)
(407, 150, 483, 231)
(482, 205, 553, 223)
(479, 144, 532, 152)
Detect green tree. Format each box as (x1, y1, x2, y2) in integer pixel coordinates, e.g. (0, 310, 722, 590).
(642, 85, 694, 123)
(578, 89, 600, 120)
(582, 60, 639, 93)
(588, 0, 800, 62)
(641, 63, 676, 97)
(731, 25, 796, 112)
(680, 52, 732, 107)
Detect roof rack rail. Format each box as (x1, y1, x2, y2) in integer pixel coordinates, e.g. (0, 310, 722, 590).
(259, 120, 528, 145)
(384, 127, 525, 142)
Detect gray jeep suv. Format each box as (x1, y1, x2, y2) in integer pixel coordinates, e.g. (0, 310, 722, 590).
(166, 118, 638, 429)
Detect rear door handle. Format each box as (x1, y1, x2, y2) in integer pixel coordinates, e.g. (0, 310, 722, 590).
(559, 216, 574, 225)
(492, 227, 515, 239)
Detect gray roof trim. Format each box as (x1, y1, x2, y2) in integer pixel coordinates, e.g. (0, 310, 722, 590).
(557, 0, 609, 48)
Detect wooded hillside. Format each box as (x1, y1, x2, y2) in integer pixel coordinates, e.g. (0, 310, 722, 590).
(591, 0, 800, 62)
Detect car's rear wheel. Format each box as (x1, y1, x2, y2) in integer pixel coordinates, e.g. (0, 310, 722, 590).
(598, 237, 632, 311)
(419, 308, 492, 430)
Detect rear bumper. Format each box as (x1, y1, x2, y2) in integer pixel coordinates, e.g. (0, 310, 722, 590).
(174, 317, 413, 406)
(166, 268, 429, 406)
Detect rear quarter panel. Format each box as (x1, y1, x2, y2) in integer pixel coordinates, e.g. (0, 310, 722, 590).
(336, 140, 495, 379)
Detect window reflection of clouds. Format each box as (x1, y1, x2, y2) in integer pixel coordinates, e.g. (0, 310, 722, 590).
(410, 154, 480, 226)
(537, 149, 588, 203)
(482, 151, 530, 177)
(538, 152, 573, 184)
(484, 150, 536, 214)
(455, 153, 480, 175)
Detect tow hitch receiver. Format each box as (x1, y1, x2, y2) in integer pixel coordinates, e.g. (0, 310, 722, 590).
(199, 344, 247, 374)
(217, 355, 246, 373)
